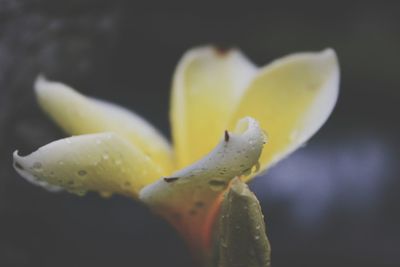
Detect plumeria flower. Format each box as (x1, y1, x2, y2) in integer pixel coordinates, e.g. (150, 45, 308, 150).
(13, 46, 339, 266)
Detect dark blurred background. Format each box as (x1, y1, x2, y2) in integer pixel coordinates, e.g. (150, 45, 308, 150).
(0, 1, 399, 266)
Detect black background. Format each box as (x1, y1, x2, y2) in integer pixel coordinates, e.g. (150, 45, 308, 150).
(0, 1, 399, 266)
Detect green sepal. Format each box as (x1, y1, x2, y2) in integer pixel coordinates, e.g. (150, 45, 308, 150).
(212, 178, 271, 267)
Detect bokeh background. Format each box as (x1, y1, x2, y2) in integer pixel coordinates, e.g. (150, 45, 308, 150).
(1, 1, 399, 266)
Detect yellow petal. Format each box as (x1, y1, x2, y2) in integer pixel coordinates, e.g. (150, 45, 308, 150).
(170, 46, 257, 169)
(13, 133, 164, 198)
(35, 76, 173, 174)
(230, 49, 339, 178)
(140, 117, 266, 256)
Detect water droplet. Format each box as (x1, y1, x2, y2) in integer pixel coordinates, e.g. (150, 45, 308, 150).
(254, 235, 260, 240)
(256, 225, 261, 230)
(164, 177, 179, 183)
(32, 162, 42, 171)
(102, 153, 109, 160)
(253, 161, 260, 172)
(73, 189, 87, 196)
(14, 162, 24, 170)
(78, 170, 87, 176)
(100, 192, 112, 198)
(208, 179, 226, 191)
(242, 168, 252, 176)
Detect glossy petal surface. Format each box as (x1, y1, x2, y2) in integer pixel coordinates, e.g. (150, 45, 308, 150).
(13, 133, 164, 197)
(171, 47, 257, 168)
(230, 49, 339, 177)
(35, 76, 173, 174)
(140, 117, 266, 254)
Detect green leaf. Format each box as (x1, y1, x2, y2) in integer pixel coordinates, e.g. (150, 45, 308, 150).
(214, 178, 271, 267)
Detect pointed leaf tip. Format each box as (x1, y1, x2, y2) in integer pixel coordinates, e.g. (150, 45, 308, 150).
(215, 178, 271, 267)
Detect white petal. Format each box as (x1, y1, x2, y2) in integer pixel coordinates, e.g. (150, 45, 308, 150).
(35, 76, 173, 174)
(139, 117, 266, 250)
(13, 133, 164, 198)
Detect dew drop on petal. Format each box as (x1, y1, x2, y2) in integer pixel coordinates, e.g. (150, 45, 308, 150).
(14, 162, 24, 170)
(100, 192, 112, 198)
(78, 170, 87, 176)
(73, 189, 87, 196)
(208, 179, 226, 191)
(32, 162, 42, 171)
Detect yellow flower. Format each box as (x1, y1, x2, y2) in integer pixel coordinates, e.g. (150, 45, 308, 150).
(13, 46, 339, 262)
